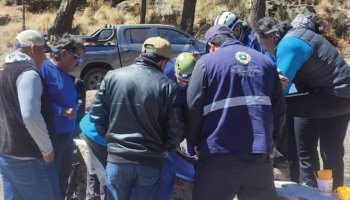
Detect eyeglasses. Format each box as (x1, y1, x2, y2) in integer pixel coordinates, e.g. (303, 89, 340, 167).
(68, 51, 82, 64)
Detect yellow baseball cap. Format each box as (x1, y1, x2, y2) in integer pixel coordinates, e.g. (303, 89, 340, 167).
(142, 37, 171, 59)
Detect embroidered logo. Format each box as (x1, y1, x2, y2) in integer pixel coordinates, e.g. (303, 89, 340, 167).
(235, 51, 251, 65)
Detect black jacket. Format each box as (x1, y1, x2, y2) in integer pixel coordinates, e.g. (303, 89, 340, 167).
(90, 57, 186, 166)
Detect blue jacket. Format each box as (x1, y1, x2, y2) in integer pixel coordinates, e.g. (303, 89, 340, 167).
(278, 28, 350, 98)
(246, 32, 263, 53)
(80, 113, 107, 147)
(164, 58, 177, 82)
(186, 39, 286, 157)
(246, 32, 276, 63)
(40, 59, 77, 134)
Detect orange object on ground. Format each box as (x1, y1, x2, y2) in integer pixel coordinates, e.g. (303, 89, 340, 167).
(317, 169, 333, 180)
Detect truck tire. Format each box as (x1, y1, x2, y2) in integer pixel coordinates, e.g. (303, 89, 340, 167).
(83, 68, 109, 90)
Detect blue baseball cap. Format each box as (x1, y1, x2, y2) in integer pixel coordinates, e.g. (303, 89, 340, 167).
(204, 25, 233, 43)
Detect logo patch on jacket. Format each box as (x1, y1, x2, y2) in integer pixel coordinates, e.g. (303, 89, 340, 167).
(235, 51, 251, 65)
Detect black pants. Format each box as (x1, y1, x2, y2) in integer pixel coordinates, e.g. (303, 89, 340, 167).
(275, 115, 300, 183)
(84, 136, 108, 200)
(295, 116, 349, 189)
(286, 91, 350, 118)
(193, 154, 278, 200)
(286, 91, 350, 189)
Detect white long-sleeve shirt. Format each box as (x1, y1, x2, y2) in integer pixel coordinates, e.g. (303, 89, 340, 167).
(16, 70, 53, 157)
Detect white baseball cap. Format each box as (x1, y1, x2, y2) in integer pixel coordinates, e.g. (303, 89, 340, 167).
(15, 30, 54, 53)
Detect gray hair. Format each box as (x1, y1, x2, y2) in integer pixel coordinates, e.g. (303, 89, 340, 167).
(253, 17, 292, 43)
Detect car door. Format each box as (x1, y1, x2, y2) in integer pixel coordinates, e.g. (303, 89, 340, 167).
(157, 28, 198, 58)
(119, 27, 152, 66)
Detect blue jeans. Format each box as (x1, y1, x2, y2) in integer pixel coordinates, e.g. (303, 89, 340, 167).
(105, 162, 161, 200)
(0, 155, 62, 200)
(160, 151, 194, 200)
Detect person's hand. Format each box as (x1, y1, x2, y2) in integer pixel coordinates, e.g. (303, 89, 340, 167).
(43, 151, 54, 163)
(194, 145, 199, 156)
(63, 107, 75, 120)
(192, 52, 201, 61)
(193, 155, 199, 161)
(277, 68, 289, 88)
(279, 74, 289, 88)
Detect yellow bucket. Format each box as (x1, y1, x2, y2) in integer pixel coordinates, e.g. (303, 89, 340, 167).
(317, 169, 332, 180)
(337, 187, 350, 200)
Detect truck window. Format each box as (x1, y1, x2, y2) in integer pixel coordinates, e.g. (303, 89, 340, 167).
(125, 28, 152, 44)
(98, 29, 113, 41)
(158, 29, 189, 45)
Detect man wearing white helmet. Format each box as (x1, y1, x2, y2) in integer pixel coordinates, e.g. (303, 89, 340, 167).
(214, 11, 268, 56)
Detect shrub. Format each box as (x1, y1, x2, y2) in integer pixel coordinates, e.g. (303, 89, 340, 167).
(0, 14, 11, 25)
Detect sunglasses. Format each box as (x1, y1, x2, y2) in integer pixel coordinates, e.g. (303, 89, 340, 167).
(68, 51, 82, 64)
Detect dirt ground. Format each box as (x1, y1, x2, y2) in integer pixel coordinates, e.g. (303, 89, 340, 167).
(1, 126, 350, 199)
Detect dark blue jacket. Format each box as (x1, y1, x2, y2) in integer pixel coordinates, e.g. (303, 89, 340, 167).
(186, 39, 286, 157)
(164, 58, 177, 82)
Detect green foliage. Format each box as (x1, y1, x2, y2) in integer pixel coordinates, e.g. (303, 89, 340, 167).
(0, 14, 11, 26)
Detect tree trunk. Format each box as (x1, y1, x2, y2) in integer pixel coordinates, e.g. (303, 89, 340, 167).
(180, 0, 197, 35)
(250, 0, 266, 25)
(140, 0, 146, 24)
(22, 0, 25, 30)
(48, 0, 80, 37)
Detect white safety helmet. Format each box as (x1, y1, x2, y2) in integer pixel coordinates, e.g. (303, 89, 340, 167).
(213, 11, 239, 29)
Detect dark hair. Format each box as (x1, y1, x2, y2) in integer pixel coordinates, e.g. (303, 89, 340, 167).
(140, 53, 168, 64)
(208, 34, 233, 47)
(51, 34, 84, 60)
(253, 17, 292, 43)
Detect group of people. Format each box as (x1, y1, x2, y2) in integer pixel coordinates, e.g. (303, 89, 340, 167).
(0, 30, 85, 199)
(0, 10, 350, 200)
